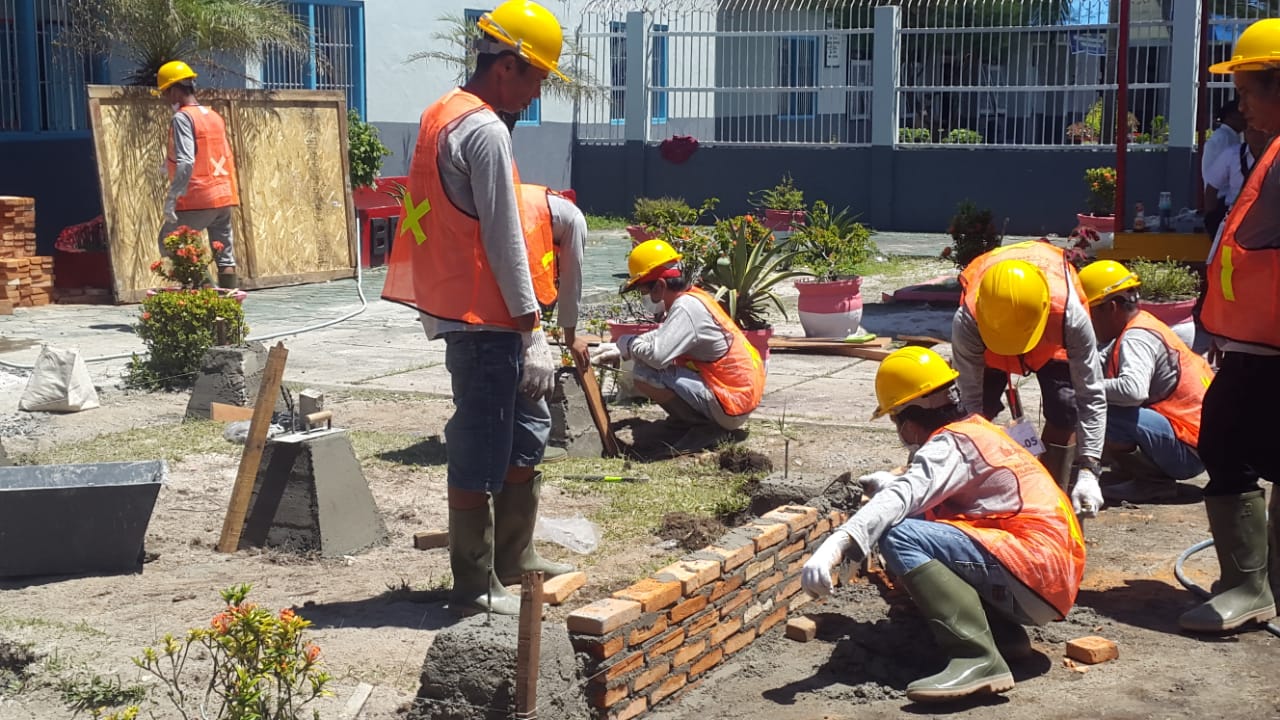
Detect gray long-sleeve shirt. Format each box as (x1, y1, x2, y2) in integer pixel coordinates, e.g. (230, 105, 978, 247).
(951, 281, 1107, 460)
(1100, 326, 1180, 407)
(548, 192, 584, 331)
(619, 293, 729, 369)
(166, 110, 196, 203)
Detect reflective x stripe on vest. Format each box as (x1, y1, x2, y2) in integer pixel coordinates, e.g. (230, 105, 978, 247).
(380, 89, 556, 326)
(927, 415, 1086, 619)
(959, 241, 1087, 374)
(1203, 135, 1280, 350)
(167, 105, 239, 211)
(675, 287, 766, 417)
(1106, 311, 1212, 448)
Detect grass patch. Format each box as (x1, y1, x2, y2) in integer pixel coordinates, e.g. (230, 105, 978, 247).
(0, 616, 108, 639)
(585, 214, 629, 231)
(58, 673, 146, 714)
(853, 254, 950, 281)
(20, 421, 231, 466)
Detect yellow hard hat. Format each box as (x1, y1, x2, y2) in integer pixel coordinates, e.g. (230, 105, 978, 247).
(624, 239, 681, 292)
(873, 347, 960, 419)
(974, 259, 1051, 357)
(477, 0, 568, 82)
(1078, 260, 1141, 307)
(155, 60, 197, 92)
(1210, 19, 1280, 74)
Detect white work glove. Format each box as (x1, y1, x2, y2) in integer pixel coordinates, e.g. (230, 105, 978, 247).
(857, 471, 898, 498)
(1071, 467, 1104, 518)
(589, 342, 621, 365)
(801, 530, 856, 598)
(163, 199, 178, 225)
(519, 329, 557, 400)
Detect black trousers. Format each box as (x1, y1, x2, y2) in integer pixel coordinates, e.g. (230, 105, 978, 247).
(981, 361, 1077, 430)
(1200, 351, 1280, 496)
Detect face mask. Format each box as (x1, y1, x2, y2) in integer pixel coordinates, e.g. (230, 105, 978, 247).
(640, 295, 665, 319)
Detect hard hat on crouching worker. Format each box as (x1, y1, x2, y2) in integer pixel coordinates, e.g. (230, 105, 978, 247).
(475, 0, 569, 81)
(873, 347, 960, 419)
(974, 259, 1051, 357)
(1210, 18, 1280, 74)
(623, 239, 682, 292)
(154, 60, 197, 94)
(1078, 260, 1141, 307)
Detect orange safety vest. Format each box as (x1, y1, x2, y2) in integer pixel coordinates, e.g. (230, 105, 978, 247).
(167, 105, 239, 211)
(381, 89, 556, 327)
(676, 287, 766, 417)
(1106, 311, 1212, 449)
(960, 241, 1089, 374)
(927, 415, 1086, 619)
(1203, 135, 1280, 349)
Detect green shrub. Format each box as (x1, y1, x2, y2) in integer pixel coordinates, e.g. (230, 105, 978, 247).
(1129, 258, 1200, 302)
(947, 201, 1002, 269)
(1084, 167, 1117, 216)
(751, 174, 805, 211)
(348, 109, 391, 190)
(699, 215, 808, 330)
(126, 289, 248, 390)
(898, 127, 932, 144)
(632, 196, 718, 228)
(793, 201, 878, 280)
(942, 128, 983, 144)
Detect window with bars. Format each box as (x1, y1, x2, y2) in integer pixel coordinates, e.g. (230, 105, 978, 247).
(261, 0, 366, 116)
(1, 0, 104, 135)
(779, 37, 818, 119)
(464, 7, 539, 126)
(609, 21, 671, 124)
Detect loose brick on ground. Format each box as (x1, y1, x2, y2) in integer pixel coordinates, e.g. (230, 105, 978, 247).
(410, 530, 447, 549)
(785, 616, 817, 642)
(542, 571, 587, 605)
(614, 578, 683, 613)
(1065, 636, 1119, 664)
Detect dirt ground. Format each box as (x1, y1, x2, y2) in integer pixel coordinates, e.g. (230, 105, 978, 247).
(1, 387, 1278, 720)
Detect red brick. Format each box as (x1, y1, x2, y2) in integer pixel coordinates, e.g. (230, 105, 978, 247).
(648, 627, 686, 659)
(708, 573, 744, 602)
(568, 598, 643, 635)
(542, 571, 587, 605)
(719, 589, 752, 618)
(603, 651, 645, 683)
(614, 578, 683, 613)
(724, 626, 757, 655)
(611, 697, 647, 720)
(785, 617, 817, 642)
(577, 634, 626, 661)
(710, 616, 742, 646)
(632, 659, 671, 691)
(788, 592, 813, 612)
(672, 638, 706, 668)
(756, 571, 784, 595)
(744, 599, 771, 624)
(669, 594, 708, 624)
(745, 554, 776, 581)
(760, 505, 820, 532)
(685, 609, 718, 638)
(628, 615, 669, 645)
(778, 538, 806, 561)
(651, 672, 687, 704)
(787, 556, 807, 576)
(1065, 636, 1119, 664)
(689, 648, 724, 677)
(779, 576, 803, 600)
(655, 559, 721, 594)
(589, 681, 629, 708)
(746, 521, 788, 551)
(704, 542, 754, 571)
(759, 603, 789, 634)
(829, 509, 849, 526)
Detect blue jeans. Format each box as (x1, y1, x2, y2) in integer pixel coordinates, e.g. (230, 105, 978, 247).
(443, 332, 551, 494)
(879, 519, 1045, 625)
(1106, 405, 1204, 480)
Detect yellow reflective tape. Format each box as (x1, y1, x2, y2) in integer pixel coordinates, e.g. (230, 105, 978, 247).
(541, 250, 555, 270)
(1220, 246, 1236, 302)
(1202, 375, 1212, 389)
(400, 191, 431, 245)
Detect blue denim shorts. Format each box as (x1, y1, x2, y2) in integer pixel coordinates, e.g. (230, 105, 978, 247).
(443, 331, 551, 493)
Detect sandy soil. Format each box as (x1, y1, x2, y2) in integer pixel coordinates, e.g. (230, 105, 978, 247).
(1, 388, 1278, 720)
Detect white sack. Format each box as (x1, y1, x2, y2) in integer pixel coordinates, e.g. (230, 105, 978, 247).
(18, 345, 100, 412)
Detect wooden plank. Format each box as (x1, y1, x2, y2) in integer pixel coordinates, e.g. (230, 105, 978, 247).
(210, 402, 255, 422)
(576, 365, 620, 458)
(514, 572, 544, 720)
(897, 334, 947, 348)
(217, 342, 289, 553)
(340, 682, 375, 720)
(768, 336, 894, 361)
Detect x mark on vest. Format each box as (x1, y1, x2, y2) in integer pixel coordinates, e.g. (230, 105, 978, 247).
(400, 190, 432, 245)
(210, 156, 230, 177)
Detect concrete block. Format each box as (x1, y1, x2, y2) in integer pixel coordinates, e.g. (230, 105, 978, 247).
(185, 341, 271, 420)
(613, 577, 682, 612)
(240, 429, 387, 557)
(785, 617, 817, 642)
(412, 530, 449, 550)
(567, 598, 643, 635)
(548, 367, 604, 458)
(542, 570, 587, 605)
(1065, 636, 1119, 664)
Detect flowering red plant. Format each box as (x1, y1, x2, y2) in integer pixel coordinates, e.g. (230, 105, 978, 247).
(154, 225, 214, 288)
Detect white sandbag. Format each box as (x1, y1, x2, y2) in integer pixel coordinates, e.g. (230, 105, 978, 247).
(18, 345, 100, 412)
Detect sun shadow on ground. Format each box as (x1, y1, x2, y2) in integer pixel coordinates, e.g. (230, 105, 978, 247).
(611, 416, 684, 462)
(375, 435, 449, 466)
(1076, 579, 1207, 636)
(293, 589, 458, 632)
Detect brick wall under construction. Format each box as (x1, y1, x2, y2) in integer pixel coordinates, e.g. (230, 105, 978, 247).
(0, 196, 53, 314)
(566, 504, 848, 719)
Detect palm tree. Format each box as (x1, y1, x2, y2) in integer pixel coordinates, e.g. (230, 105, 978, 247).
(63, 0, 308, 86)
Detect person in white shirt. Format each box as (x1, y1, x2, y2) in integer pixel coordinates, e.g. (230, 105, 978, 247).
(1201, 99, 1246, 236)
(1204, 126, 1272, 253)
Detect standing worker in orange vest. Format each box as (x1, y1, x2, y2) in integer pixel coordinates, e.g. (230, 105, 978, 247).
(802, 347, 1085, 702)
(589, 240, 766, 455)
(1077, 260, 1212, 504)
(952, 240, 1107, 516)
(379, 0, 574, 615)
(1178, 19, 1280, 634)
(155, 60, 240, 289)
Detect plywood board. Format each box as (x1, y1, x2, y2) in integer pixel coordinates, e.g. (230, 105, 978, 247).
(87, 87, 356, 303)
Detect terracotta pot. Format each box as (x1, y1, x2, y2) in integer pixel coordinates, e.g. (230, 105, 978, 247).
(53, 249, 112, 290)
(741, 327, 774, 363)
(1139, 298, 1196, 328)
(606, 320, 660, 342)
(146, 287, 247, 305)
(762, 209, 806, 232)
(626, 225, 659, 245)
(795, 277, 864, 338)
(1076, 213, 1116, 233)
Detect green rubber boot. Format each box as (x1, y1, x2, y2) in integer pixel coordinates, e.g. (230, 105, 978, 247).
(448, 505, 520, 615)
(217, 271, 239, 290)
(902, 560, 1015, 703)
(493, 473, 574, 586)
(1178, 491, 1276, 633)
(984, 606, 1035, 662)
(1040, 442, 1075, 493)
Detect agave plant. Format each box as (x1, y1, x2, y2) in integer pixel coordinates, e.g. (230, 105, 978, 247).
(700, 215, 810, 331)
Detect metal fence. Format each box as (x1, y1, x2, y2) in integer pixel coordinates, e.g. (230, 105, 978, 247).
(260, 0, 365, 116)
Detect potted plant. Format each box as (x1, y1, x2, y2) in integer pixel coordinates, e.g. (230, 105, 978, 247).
(150, 225, 247, 303)
(628, 196, 717, 245)
(53, 215, 112, 291)
(791, 201, 878, 337)
(751, 174, 806, 232)
(947, 201, 1004, 269)
(1129, 257, 1200, 330)
(1079, 166, 1117, 232)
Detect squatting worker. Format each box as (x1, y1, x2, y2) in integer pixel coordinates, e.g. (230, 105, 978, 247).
(952, 240, 1107, 516)
(589, 240, 765, 455)
(155, 60, 240, 289)
(802, 347, 1085, 703)
(1179, 18, 1280, 634)
(1078, 261, 1211, 504)
(381, 0, 574, 615)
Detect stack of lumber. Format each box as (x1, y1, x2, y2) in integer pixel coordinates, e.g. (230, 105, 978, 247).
(0, 196, 53, 314)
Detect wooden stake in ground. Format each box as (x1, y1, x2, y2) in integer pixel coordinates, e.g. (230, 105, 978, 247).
(514, 571, 545, 720)
(576, 365, 620, 458)
(217, 342, 289, 553)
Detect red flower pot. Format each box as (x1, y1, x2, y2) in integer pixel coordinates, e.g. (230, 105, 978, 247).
(1139, 298, 1196, 328)
(607, 320, 660, 342)
(742, 327, 774, 363)
(762, 209, 806, 232)
(1076, 213, 1116, 233)
(626, 225, 659, 246)
(53, 249, 112, 290)
(795, 278, 865, 338)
